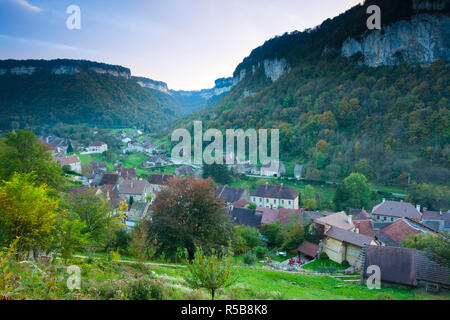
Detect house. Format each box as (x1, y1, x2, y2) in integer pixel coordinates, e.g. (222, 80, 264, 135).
(229, 207, 263, 228)
(313, 211, 355, 236)
(146, 155, 171, 167)
(216, 185, 249, 209)
(56, 155, 81, 173)
(85, 141, 108, 154)
(349, 208, 371, 220)
(294, 165, 305, 180)
(148, 174, 174, 198)
(232, 199, 249, 208)
(117, 165, 137, 180)
(421, 208, 450, 233)
(375, 218, 440, 247)
(322, 226, 376, 266)
(353, 219, 376, 237)
(235, 162, 259, 175)
(250, 182, 299, 209)
(175, 165, 196, 177)
(99, 172, 122, 188)
(362, 245, 450, 291)
(258, 207, 279, 225)
(116, 179, 151, 202)
(91, 161, 107, 172)
(297, 241, 319, 260)
(278, 208, 302, 224)
(371, 199, 422, 223)
(260, 160, 286, 177)
(40, 135, 72, 156)
(101, 184, 122, 209)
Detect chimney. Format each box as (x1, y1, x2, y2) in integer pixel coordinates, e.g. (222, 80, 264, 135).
(416, 204, 421, 212)
(131, 182, 134, 189)
(280, 183, 284, 189)
(440, 210, 443, 216)
(382, 198, 385, 203)
(265, 181, 269, 189)
(348, 215, 352, 225)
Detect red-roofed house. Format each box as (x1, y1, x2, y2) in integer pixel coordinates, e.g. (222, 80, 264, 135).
(56, 155, 81, 173)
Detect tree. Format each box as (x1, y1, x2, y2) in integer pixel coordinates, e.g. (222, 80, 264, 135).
(150, 176, 233, 260)
(0, 131, 65, 189)
(260, 221, 286, 248)
(53, 212, 88, 261)
(282, 223, 305, 250)
(202, 163, 232, 185)
(129, 223, 158, 266)
(0, 173, 60, 255)
(64, 189, 125, 247)
(184, 246, 238, 300)
(66, 143, 74, 154)
(333, 173, 371, 211)
(406, 183, 450, 211)
(233, 225, 261, 250)
(247, 202, 257, 210)
(402, 233, 450, 269)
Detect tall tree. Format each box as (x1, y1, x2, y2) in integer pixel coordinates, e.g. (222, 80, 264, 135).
(333, 173, 371, 211)
(149, 176, 233, 260)
(0, 131, 65, 189)
(0, 173, 60, 255)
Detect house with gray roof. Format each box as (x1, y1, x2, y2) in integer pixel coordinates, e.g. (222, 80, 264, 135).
(216, 185, 249, 209)
(116, 179, 151, 202)
(250, 182, 299, 209)
(371, 200, 422, 224)
(421, 209, 450, 233)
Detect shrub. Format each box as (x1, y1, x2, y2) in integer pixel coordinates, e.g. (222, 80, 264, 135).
(252, 246, 268, 259)
(319, 252, 329, 260)
(149, 281, 165, 300)
(242, 252, 257, 265)
(128, 279, 150, 300)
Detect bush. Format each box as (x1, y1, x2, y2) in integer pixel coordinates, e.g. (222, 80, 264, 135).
(252, 246, 268, 259)
(319, 252, 329, 260)
(242, 252, 257, 265)
(149, 281, 165, 300)
(128, 279, 150, 300)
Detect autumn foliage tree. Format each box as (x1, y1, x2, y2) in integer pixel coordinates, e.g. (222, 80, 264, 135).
(149, 176, 233, 260)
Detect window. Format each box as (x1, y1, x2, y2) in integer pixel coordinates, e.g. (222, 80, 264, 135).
(383, 216, 387, 221)
(281, 200, 284, 204)
(288, 201, 291, 205)
(266, 199, 269, 203)
(274, 199, 277, 204)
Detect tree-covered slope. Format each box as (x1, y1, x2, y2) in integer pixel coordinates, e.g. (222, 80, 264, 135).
(181, 0, 450, 187)
(0, 59, 177, 130)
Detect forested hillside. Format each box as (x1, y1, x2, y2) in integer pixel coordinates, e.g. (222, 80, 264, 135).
(0, 60, 177, 131)
(180, 0, 449, 187)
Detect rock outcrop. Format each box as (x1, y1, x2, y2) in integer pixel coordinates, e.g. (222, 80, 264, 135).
(342, 13, 450, 66)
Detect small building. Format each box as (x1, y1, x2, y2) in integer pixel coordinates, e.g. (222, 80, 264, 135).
(56, 155, 81, 173)
(250, 182, 299, 209)
(116, 179, 151, 202)
(375, 218, 440, 247)
(260, 160, 286, 177)
(313, 211, 355, 236)
(125, 201, 151, 231)
(371, 200, 422, 223)
(258, 207, 279, 225)
(99, 172, 122, 188)
(230, 207, 263, 228)
(148, 174, 175, 199)
(297, 241, 319, 260)
(216, 185, 249, 209)
(175, 165, 196, 177)
(117, 165, 137, 180)
(147, 155, 171, 167)
(232, 199, 249, 209)
(362, 246, 450, 291)
(421, 209, 450, 233)
(85, 141, 108, 154)
(323, 226, 376, 266)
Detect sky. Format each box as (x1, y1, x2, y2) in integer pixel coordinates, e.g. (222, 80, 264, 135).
(0, 0, 362, 90)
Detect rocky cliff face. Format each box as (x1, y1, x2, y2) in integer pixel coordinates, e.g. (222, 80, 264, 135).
(342, 13, 450, 66)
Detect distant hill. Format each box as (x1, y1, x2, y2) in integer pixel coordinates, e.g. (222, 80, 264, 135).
(0, 59, 178, 130)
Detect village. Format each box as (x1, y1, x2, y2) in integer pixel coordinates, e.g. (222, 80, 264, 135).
(37, 128, 450, 293)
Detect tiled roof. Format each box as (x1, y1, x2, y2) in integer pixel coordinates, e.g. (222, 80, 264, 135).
(251, 184, 298, 200)
(216, 185, 246, 203)
(297, 241, 319, 258)
(314, 211, 354, 230)
(232, 199, 248, 208)
(148, 174, 174, 185)
(422, 209, 450, 228)
(89, 141, 106, 147)
(258, 207, 279, 224)
(372, 200, 421, 219)
(363, 246, 450, 287)
(117, 179, 149, 195)
(375, 219, 423, 247)
(56, 155, 80, 165)
(117, 166, 137, 179)
(230, 207, 262, 228)
(325, 227, 373, 247)
(99, 172, 120, 186)
(350, 209, 371, 220)
(175, 165, 195, 176)
(353, 220, 376, 237)
(278, 208, 300, 224)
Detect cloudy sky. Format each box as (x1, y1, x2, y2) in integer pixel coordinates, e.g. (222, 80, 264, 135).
(0, 0, 362, 90)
